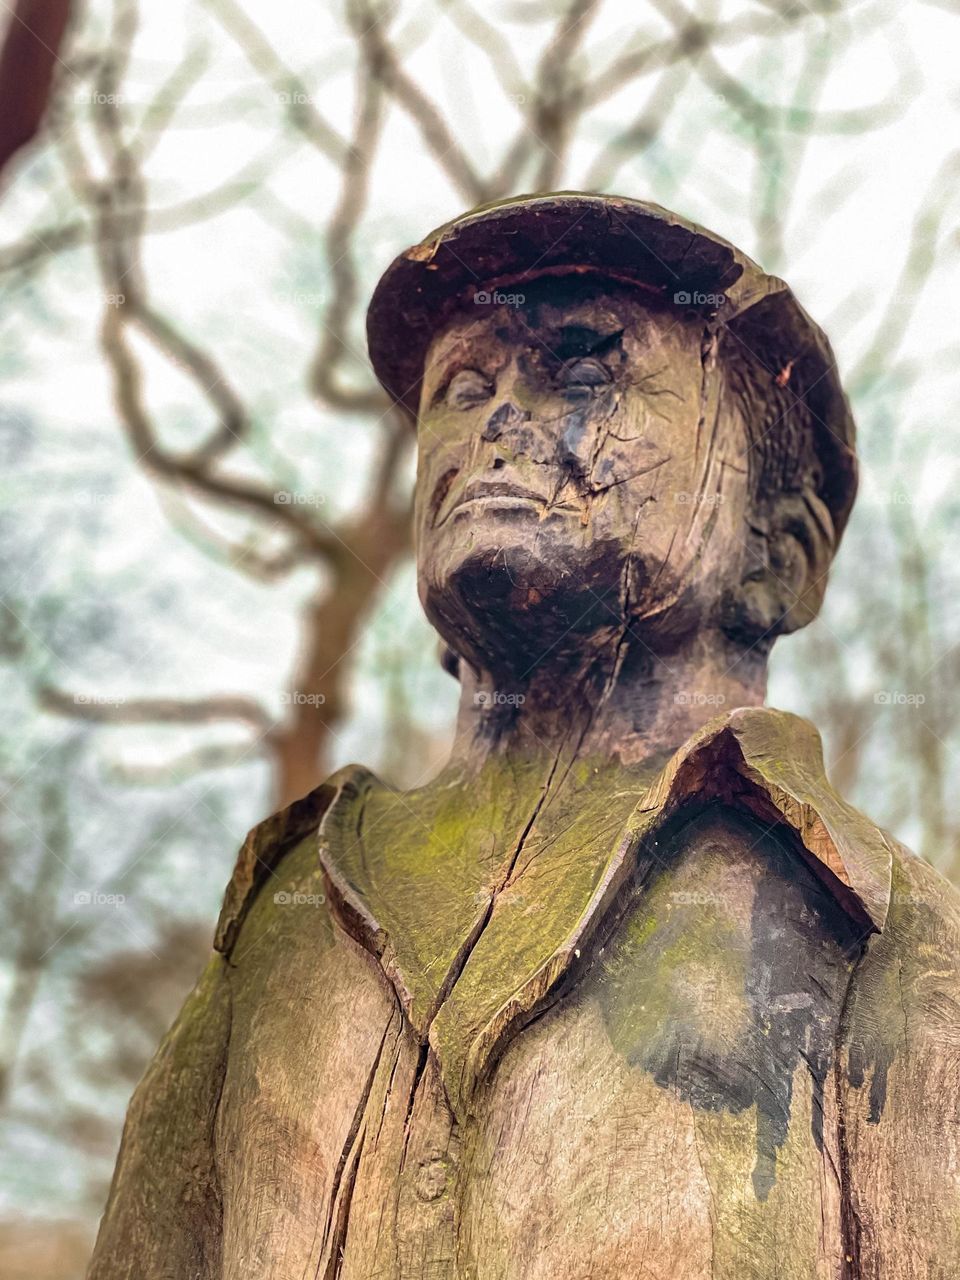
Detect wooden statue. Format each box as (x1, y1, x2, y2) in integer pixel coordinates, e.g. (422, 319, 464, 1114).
(88, 195, 960, 1280)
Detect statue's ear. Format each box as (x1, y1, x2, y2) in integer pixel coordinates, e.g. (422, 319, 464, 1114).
(439, 641, 461, 680)
(724, 489, 836, 643)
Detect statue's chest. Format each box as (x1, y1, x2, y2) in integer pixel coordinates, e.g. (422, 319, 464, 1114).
(326, 802, 862, 1279)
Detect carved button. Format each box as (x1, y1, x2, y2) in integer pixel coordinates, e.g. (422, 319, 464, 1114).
(413, 1156, 448, 1202)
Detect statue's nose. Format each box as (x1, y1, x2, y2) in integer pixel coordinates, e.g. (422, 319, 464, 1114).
(556, 403, 592, 474)
(481, 401, 556, 466)
(480, 396, 599, 475)
(481, 401, 528, 442)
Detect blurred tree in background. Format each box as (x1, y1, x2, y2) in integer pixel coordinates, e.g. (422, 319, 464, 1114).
(0, 0, 959, 1271)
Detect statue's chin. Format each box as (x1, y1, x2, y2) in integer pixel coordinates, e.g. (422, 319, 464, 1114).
(421, 539, 627, 680)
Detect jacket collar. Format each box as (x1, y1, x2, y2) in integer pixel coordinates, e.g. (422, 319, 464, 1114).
(442, 706, 893, 1112)
(623, 706, 892, 932)
(220, 707, 894, 1113)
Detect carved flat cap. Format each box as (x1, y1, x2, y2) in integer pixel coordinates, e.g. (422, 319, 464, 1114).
(366, 192, 858, 540)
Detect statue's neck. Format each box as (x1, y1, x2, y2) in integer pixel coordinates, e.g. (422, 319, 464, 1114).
(448, 631, 767, 773)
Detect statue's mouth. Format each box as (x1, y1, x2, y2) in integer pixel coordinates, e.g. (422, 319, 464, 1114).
(460, 480, 547, 507)
(431, 475, 581, 526)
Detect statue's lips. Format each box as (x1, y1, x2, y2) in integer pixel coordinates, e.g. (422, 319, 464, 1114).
(442, 480, 579, 522)
(460, 481, 547, 507)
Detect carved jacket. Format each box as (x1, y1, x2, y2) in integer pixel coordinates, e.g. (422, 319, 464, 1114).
(87, 707, 960, 1280)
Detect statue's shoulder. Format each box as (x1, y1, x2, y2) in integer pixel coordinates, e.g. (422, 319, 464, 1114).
(213, 764, 371, 959)
(621, 705, 895, 932)
(835, 832, 960, 1261)
(714, 706, 960, 941)
(888, 833, 960, 928)
(846, 832, 960, 1027)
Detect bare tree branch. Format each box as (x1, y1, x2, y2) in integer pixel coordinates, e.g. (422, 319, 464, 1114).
(437, 0, 527, 104)
(530, 0, 601, 190)
(155, 489, 311, 582)
(581, 8, 815, 110)
(310, 7, 391, 414)
(693, 40, 919, 136)
(353, 0, 489, 203)
(0, 0, 74, 182)
(581, 60, 694, 190)
(131, 43, 212, 159)
(849, 150, 960, 389)
(103, 740, 270, 786)
(0, 139, 298, 280)
(199, 0, 347, 163)
(38, 686, 275, 734)
(51, 24, 350, 565)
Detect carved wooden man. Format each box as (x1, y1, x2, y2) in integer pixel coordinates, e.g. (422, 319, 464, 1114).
(89, 195, 960, 1280)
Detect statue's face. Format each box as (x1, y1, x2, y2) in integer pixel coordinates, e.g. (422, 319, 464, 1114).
(415, 279, 752, 677)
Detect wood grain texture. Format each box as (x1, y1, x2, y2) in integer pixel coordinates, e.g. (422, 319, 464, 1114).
(318, 708, 891, 1118)
(88, 712, 960, 1279)
(838, 839, 960, 1278)
(215, 833, 401, 1280)
(86, 955, 231, 1280)
(214, 778, 337, 957)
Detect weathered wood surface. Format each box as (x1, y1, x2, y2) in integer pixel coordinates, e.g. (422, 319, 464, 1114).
(838, 841, 960, 1278)
(87, 710, 960, 1279)
(86, 954, 230, 1280)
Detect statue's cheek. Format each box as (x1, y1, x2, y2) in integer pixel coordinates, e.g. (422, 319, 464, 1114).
(585, 440, 676, 502)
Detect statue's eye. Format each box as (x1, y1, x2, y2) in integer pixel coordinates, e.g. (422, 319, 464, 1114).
(445, 369, 493, 410)
(559, 357, 612, 393)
